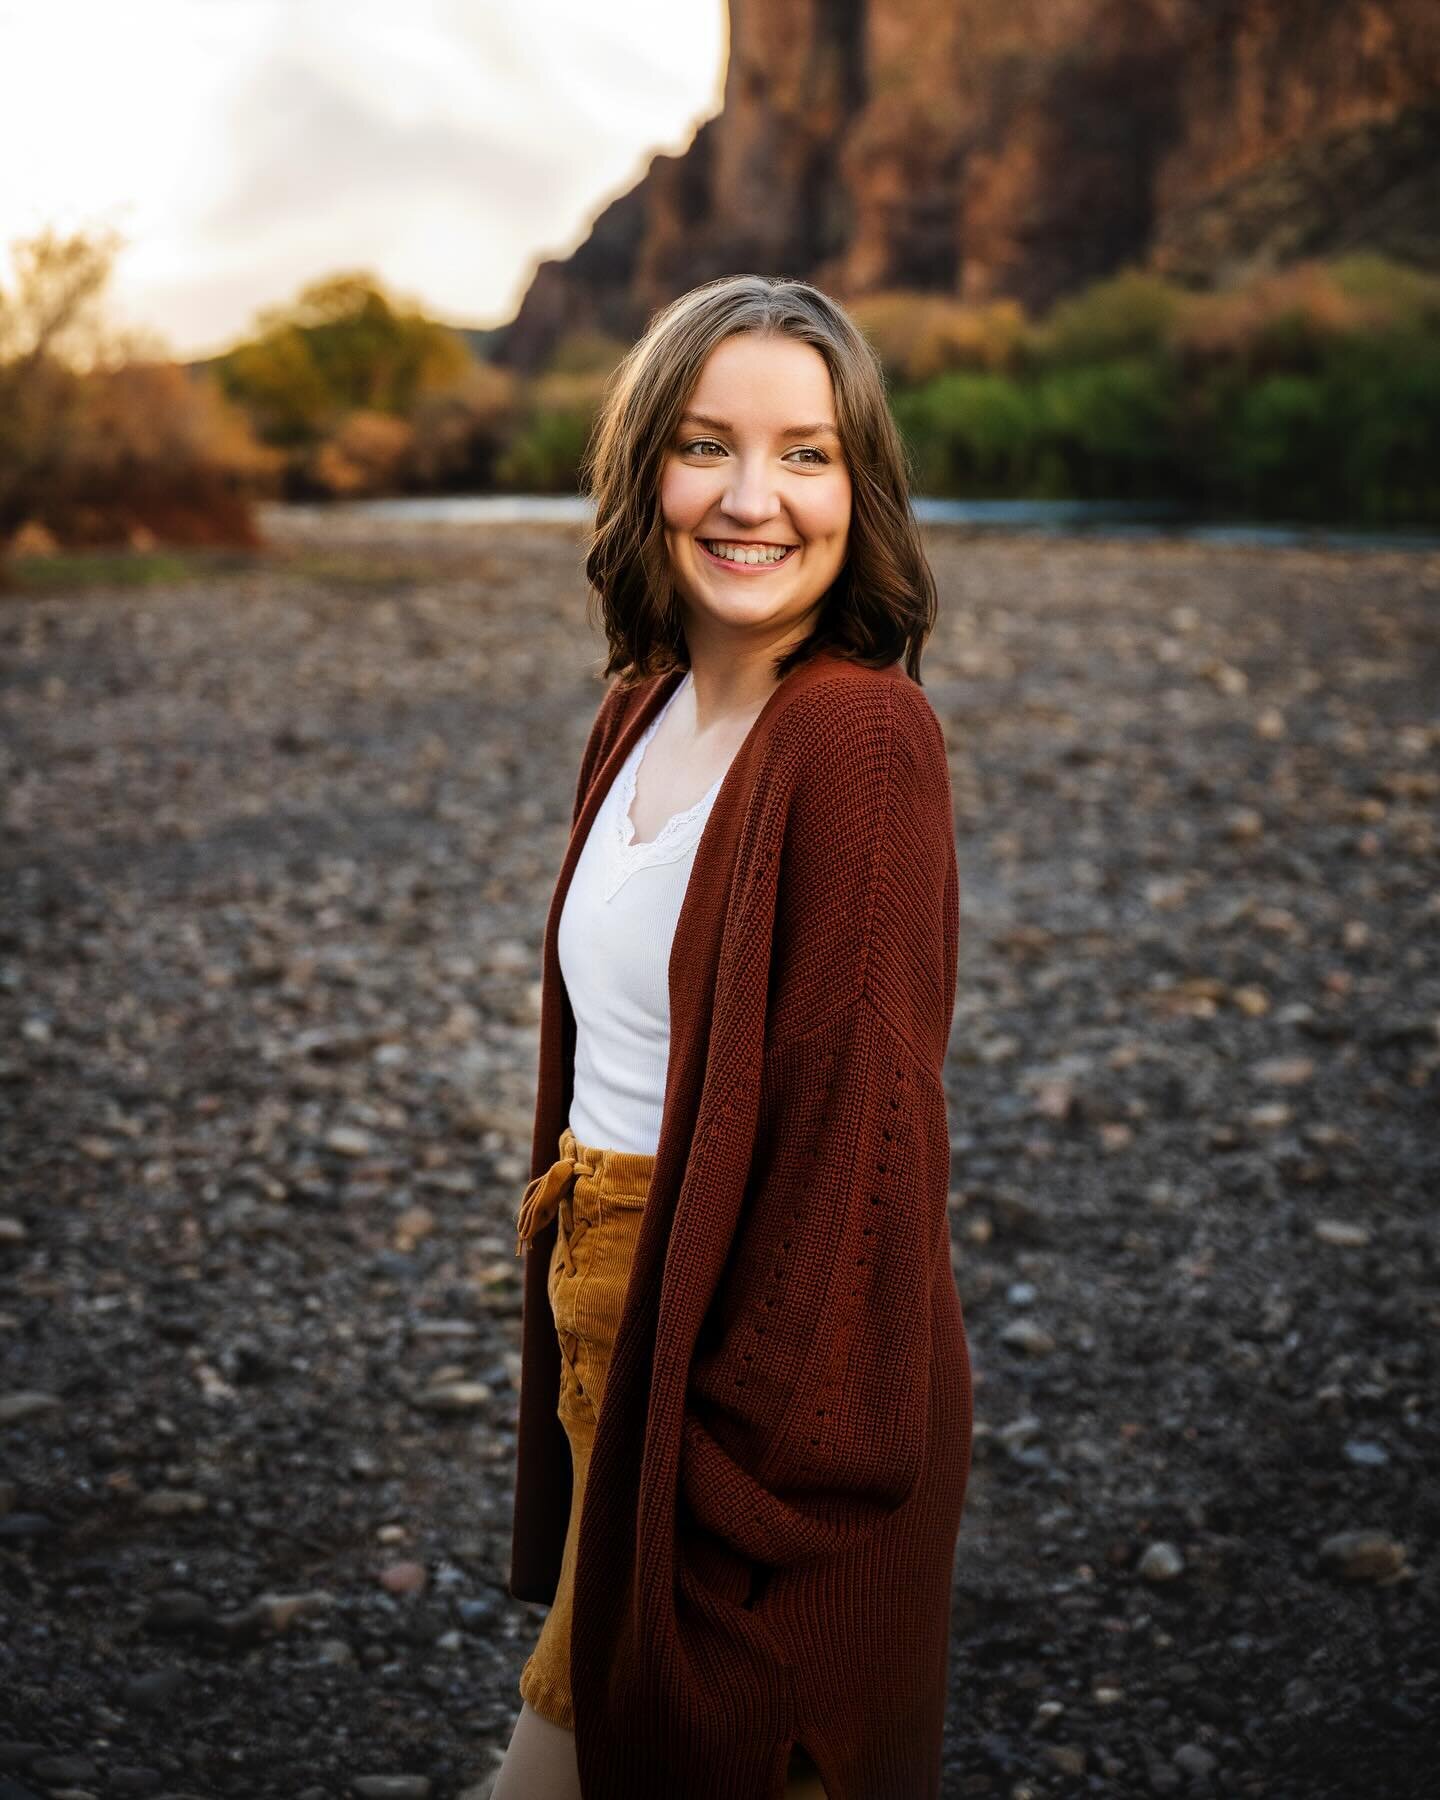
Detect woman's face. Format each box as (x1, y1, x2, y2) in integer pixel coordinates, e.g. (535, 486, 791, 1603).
(659, 331, 851, 656)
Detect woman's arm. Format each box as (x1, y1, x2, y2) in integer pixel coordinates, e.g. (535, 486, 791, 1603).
(677, 679, 961, 1580)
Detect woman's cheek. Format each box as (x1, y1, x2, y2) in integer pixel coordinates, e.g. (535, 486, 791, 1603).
(660, 463, 710, 531)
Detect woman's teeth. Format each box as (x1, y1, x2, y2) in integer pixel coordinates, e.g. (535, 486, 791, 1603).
(701, 539, 795, 565)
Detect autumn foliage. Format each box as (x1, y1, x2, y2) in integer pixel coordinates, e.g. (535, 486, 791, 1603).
(3, 227, 1439, 556)
(0, 228, 279, 551)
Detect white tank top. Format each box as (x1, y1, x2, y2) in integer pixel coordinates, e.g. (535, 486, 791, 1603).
(558, 670, 730, 1154)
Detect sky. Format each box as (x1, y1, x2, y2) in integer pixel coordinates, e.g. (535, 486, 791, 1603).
(0, 0, 727, 359)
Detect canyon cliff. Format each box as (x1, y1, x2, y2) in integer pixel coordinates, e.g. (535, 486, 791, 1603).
(494, 0, 1440, 370)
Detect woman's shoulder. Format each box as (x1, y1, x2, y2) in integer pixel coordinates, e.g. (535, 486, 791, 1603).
(766, 653, 947, 779)
(581, 652, 946, 797)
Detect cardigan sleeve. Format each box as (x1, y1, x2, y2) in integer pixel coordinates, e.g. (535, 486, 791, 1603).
(676, 680, 961, 1582)
(571, 674, 629, 825)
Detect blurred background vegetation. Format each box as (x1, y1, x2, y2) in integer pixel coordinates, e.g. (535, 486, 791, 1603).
(2, 224, 1438, 563)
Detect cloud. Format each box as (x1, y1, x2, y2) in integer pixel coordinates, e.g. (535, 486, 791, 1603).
(0, 0, 725, 355)
(199, 53, 569, 242)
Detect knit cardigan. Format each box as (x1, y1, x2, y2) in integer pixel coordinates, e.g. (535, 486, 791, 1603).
(508, 644, 972, 1800)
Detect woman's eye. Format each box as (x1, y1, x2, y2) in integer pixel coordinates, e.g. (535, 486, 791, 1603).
(680, 440, 830, 465)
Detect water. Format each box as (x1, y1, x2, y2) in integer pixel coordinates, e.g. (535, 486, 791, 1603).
(281, 492, 1440, 552)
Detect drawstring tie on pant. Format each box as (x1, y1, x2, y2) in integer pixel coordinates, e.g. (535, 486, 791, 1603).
(514, 1147, 596, 1257)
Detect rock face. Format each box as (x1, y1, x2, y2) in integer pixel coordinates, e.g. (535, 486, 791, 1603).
(494, 0, 1440, 370)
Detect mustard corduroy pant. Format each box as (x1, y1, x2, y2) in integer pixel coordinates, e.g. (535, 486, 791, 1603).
(514, 1124, 657, 1730)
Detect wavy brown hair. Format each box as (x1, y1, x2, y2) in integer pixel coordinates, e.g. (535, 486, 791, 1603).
(580, 274, 938, 688)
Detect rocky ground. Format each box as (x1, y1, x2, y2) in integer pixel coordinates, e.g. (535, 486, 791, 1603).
(1, 510, 1437, 1800)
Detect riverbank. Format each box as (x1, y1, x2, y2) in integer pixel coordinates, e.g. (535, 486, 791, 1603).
(2, 518, 1436, 1797)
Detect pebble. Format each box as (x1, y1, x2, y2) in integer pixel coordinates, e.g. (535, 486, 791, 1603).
(259, 1589, 335, 1630)
(30, 1757, 98, 1785)
(1317, 1529, 1406, 1582)
(415, 1380, 493, 1412)
(1251, 1055, 1313, 1086)
(395, 1204, 436, 1242)
(1138, 1541, 1185, 1581)
(0, 1514, 57, 1541)
(1172, 1742, 1217, 1778)
(137, 1489, 209, 1517)
(380, 1560, 428, 1596)
(142, 1590, 212, 1632)
(325, 1126, 375, 1158)
(455, 1594, 501, 1630)
(411, 1318, 479, 1340)
(108, 1770, 163, 1795)
(997, 1414, 1043, 1448)
(999, 1318, 1055, 1355)
(1313, 1218, 1370, 1247)
(0, 1391, 62, 1425)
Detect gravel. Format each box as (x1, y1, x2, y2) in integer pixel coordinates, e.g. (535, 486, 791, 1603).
(1, 512, 1436, 1797)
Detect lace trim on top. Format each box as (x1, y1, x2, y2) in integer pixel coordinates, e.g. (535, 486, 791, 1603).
(602, 672, 725, 899)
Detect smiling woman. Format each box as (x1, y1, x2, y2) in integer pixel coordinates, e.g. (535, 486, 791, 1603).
(493, 274, 968, 1800)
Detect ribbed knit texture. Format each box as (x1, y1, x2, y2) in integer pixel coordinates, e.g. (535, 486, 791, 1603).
(509, 647, 971, 1800)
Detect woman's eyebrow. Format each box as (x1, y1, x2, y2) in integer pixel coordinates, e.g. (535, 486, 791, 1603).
(678, 410, 839, 438)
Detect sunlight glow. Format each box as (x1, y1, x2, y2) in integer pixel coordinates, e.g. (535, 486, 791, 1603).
(0, 0, 727, 357)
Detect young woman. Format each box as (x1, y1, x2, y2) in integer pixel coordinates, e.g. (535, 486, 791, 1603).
(492, 275, 971, 1800)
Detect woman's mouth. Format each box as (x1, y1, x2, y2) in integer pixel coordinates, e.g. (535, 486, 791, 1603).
(697, 538, 798, 571)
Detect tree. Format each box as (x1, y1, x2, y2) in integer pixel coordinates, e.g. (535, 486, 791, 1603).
(215, 272, 475, 444)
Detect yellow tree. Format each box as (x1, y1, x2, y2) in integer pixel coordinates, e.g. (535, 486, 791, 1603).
(215, 271, 474, 445)
(0, 226, 125, 528)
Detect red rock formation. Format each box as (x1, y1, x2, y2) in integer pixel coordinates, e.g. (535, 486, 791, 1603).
(494, 0, 1440, 370)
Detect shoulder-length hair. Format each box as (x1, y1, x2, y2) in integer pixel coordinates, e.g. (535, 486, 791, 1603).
(581, 273, 938, 688)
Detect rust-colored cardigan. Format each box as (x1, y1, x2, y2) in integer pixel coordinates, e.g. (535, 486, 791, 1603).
(508, 645, 972, 1799)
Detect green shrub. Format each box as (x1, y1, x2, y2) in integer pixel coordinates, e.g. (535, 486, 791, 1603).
(894, 372, 1041, 493)
(1326, 252, 1440, 333)
(1197, 329, 1440, 521)
(1031, 269, 1185, 367)
(1325, 331, 1440, 521)
(1035, 356, 1182, 494)
(894, 356, 1183, 498)
(493, 407, 595, 492)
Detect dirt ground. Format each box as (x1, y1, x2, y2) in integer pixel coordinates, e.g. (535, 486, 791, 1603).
(1, 512, 1437, 1799)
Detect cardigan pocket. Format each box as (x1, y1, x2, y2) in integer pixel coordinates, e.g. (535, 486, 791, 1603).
(676, 1522, 794, 1678)
(686, 1524, 758, 1610)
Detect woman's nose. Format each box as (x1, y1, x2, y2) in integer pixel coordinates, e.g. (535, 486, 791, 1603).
(721, 460, 780, 524)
